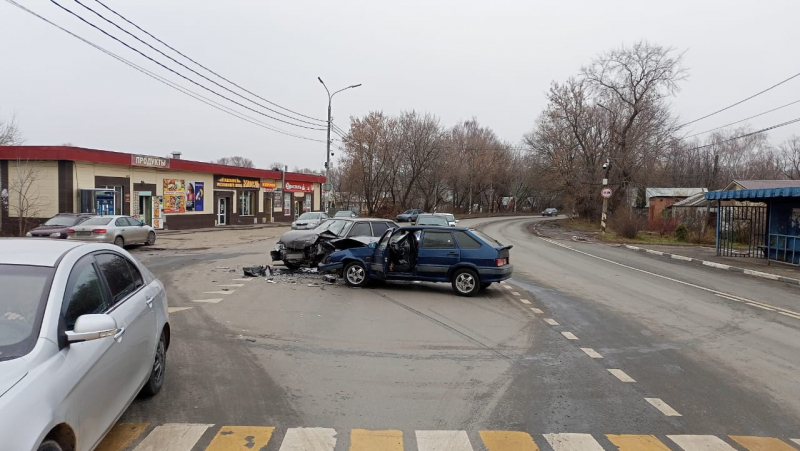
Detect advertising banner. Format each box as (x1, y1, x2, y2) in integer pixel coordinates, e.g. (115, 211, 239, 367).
(273, 189, 282, 211)
(284, 192, 291, 215)
(304, 193, 312, 212)
(152, 196, 164, 229)
(163, 179, 186, 213)
(284, 181, 314, 193)
(194, 182, 205, 212)
(261, 181, 277, 192)
(215, 175, 260, 189)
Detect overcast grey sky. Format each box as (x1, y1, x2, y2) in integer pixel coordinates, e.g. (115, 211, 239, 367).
(1, 0, 799, 170)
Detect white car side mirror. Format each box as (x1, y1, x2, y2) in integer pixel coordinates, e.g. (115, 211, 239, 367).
(66, 314, 120, 343)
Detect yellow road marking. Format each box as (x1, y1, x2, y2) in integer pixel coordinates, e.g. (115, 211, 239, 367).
(730, 436, 799, 451)
(206, 426, 275, 451)
(607, 434, 671, 451)
(96, 423, 148, 451)
(480, 431, 539, 451)
(350, 429, 403, 451)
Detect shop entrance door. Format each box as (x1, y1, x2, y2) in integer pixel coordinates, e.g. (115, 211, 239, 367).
(264, 198, 272, 222)
(294, 200, 304, 219)
(218, 198, 228, 226)
(138, 195, 153, 226)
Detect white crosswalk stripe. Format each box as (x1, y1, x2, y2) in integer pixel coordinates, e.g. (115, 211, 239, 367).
(544, 433, 605, 451)
(416, 430, 473, 451)
(132, 423, 211, 451)
(668, 435, 738, 451)
(580, 348, 603, 358)
(608, 369, 635, 382)
(279, 427, 337, 451)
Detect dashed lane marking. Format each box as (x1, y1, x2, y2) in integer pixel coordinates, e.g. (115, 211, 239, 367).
(608, 369, 636, 382)
(668, 435, 737, 451)
(730, 435, 800, 451)
(167, 307, 193, 313)
(544, 433, 605, 451)
(204, 290, 234, 295)
(581, 348, 603, 359)
(480, 431, 539, 451)
(511, 291, 521, 296)
(544, 318, 560, 326)
(416, 430, 473, 451)
(519, 298, 532, 304)
(190, 299, 224, 304)
(645, 398, 681, 417)
(132, 423, 212, 451)
(538, 237, 800, 319)
(350, 429, 403, 451)
(95, 423, 147, 451)
(504, 285, 513, 290)
(530, 307, 544, 314)
(561, 331, 578, 340)
(279, 427, 337, 451)
(217, 284, 245, 287)
(206, 426, 274, 451)
(606, 434, 671, 451)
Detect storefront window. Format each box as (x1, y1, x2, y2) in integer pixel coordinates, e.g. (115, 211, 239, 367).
(239, 191, 256, 216)
(304, 193, 312, 212)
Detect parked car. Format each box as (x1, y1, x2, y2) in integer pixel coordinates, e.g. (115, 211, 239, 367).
(542, 208, 558, 217)
(67, 216, 156, 247)
(414, 214, 449, 227)
(334, 210, 360, 218)
(271, 218, 399, 270)
(26, 214, 93, 239)
(291, 212, 329, 230)
(0, 239, 169, 451)
(319, 226, 513, 296)
(395, 209, 424, 223)
(434, 213, 458, 227)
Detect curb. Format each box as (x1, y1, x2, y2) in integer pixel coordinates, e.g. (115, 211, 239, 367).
(621, 244, 800, 286)
(159, 223, 289, 236)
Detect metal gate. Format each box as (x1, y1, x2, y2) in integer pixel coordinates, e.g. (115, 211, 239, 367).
(716, 205, 767, 257)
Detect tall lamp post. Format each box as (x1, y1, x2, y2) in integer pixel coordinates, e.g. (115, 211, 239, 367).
(318, 77, 361, 215)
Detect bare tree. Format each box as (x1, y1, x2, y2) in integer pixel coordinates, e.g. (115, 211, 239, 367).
(8, 159, 50, 236)
(269, 162, 285, 171)
(779, 136, 800, 180)
(212, 156, 255, 168)
(0, 114, 23, 146)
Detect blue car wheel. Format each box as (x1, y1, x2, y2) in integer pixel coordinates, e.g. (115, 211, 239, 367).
(344, 261, 368, 288)
(452, 268, 480, 297)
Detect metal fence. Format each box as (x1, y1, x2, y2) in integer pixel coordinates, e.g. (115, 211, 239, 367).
(716, 205, 767, 257)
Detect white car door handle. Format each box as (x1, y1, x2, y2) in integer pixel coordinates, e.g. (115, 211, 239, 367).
(145, 296, 154, 307)
(113, 327, 126, 340)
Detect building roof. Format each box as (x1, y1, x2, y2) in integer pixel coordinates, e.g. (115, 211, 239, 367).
(644, 188, 707, 207)
(724, 179, 800, 190)
(706, 186, 800, 200)
(0, 146, 325, 183)
(671, 192, 712, 208)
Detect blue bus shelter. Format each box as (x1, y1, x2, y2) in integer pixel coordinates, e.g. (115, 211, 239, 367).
(706, 186, 800, 265)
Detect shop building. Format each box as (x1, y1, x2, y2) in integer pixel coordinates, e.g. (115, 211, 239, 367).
(0, 146, 325, 235)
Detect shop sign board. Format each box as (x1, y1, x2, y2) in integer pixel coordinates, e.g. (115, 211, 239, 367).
(261, 181, 277, 192)
(163, 179, 186, 213)
(284, 181, 314, 193)
(131, 154, 170, 168)
(215, 175, 260, 189)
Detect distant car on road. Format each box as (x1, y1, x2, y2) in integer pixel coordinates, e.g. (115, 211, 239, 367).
(542, 208, 558, 217)
(414, 214, 449, 227)
(435, 213, 458, 227)
(0, 239, 169, 451)
(67, 215, 156, 247)
(320, 226, 513, 296)
(272, 218, 399, 270)
(291, 212, 329, 230)
(395, 209, 424, 223)
(334, 210, 360, 218)
(26, 213, 93, 239)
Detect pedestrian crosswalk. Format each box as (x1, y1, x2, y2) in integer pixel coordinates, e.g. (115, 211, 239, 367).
(96, 423, 800, 451)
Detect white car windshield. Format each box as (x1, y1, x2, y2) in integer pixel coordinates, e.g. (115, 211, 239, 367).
(0, 265, 53, 361)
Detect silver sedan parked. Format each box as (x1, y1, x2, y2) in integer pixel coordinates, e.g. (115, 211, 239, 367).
(291, 212, 329, 230)
(0, 239, 170, 451)
(67, 215, 156, 247)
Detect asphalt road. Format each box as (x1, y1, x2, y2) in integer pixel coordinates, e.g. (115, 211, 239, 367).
(102, 216, 800, 451)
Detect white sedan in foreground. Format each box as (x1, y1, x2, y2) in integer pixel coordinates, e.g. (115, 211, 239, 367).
(0, 239, 170, 451)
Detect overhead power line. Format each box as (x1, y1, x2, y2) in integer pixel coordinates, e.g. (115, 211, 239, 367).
(686, 116, 800, 152)
(5, 0, 325, 143)
(51, 0, 325, 130)
(685, 99, 800, 138)
(88, 0, 326, 124)
(679, 70, 800, 128)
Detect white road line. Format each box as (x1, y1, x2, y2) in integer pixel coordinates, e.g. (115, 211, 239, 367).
(715, 293, 743, 303)
(416, 430, 473, 451)
(538, 237, 800, 318)
(792, 439, 800, 447)
(217, 284, 244, 287)
(580, 347, 603, 358)
(544, 318, 559, 326)
(668, 435, 738, 451)
(518, 298, 532, 304)
(530, 307, 544, 314)
(167, 307, 193, 313)
(511, 291, 521, 296)
(780, 311, 800, 320)
(190, 299, 224, 303)
(561, 331, 578, 340)
(203, 290, 233, 295)
(544, 433, 605, 451)
(608, 369, 636, 382)
(746, 302, 775, 311)
(132, 423, 211, 451)
(645, 398, 682, 416)
(279, 427, 337, 451)
(504, 285, 513, 290)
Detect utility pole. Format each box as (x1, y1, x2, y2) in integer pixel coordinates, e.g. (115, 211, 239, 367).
(600, 158, 611, 234)
(318, 78, 361, 215)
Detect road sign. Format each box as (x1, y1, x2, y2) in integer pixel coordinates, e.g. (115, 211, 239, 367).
(601, 187, 613, 199)
(322, 183, 332, 192)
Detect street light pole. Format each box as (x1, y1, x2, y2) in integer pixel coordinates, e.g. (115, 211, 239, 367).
(318, 77, 361, 215)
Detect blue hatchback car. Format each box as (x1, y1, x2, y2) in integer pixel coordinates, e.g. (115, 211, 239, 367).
(319, 226, 513, 296)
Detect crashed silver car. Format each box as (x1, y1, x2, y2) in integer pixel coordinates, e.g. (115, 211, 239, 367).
(271, 218, 398, 270)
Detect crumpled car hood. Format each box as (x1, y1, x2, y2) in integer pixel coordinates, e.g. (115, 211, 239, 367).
(279, 230, 322, 249)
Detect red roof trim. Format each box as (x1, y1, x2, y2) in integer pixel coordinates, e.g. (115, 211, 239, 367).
(0, 146, 326, 183)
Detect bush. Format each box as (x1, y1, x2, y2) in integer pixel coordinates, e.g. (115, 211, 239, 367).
(675, 223, 689, 241)
(611, 214, 645, 239)
(649, 217, 680, 237)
